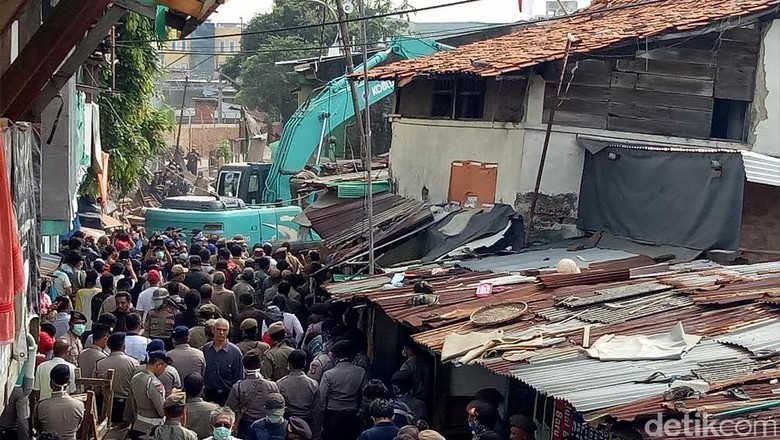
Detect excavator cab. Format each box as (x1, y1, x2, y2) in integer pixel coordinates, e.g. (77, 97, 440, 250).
(215, 162, 272, 205)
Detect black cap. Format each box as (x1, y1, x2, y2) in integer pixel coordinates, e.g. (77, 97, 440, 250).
(51, 364, 71, 386)
(172, 326, 190, 339)
(148, 350, 173, 365)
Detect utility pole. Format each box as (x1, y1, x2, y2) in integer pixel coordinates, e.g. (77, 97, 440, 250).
(334, 0, 374, 273)
(358, 0, 375, 274)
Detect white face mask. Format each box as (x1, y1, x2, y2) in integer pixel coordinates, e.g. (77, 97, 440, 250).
(153, 298, 165, 308)
(267, 409, 285, 424)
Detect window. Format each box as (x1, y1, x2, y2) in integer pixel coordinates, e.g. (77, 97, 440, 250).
(220, 41, 225, 52)
(217, 170, 242, 198)
(546, 0, 577, 16)
(229, 41, 235, 52)
(171, 41, 177, 50)
(246, 171, 260, 204)
(710, 99, 748, 141)
(430, 78, 486, 119)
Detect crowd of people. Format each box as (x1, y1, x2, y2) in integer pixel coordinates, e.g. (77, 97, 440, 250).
(0, 227, 537, 440)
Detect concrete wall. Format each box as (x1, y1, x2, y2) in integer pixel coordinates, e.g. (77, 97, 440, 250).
(390, 75, 750, 238)
(751, 19, 780, 157)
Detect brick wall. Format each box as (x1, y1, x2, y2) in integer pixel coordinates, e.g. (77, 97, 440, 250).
(740, 182, 780, 262)
(193, 99, 216, 124)
(162, 124, 240, 156)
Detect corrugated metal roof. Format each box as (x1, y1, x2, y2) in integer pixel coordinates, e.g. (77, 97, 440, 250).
(742, 151, 780, 187)
(508, 341, 754, 412)
(458, 247, 638, 272)
(715, 319, 780, 355)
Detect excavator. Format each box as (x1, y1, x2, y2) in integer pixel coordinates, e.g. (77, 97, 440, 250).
(145, 37, 453, 245)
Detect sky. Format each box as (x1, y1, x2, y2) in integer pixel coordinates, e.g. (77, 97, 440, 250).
(210, 0, 535, 24)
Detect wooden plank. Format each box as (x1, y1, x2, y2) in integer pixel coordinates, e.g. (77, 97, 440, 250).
(0, 0, 27, 35)
(610, 71, 637, 89)
(608, 115, 711, 139)
(546, 97, 609, 115)
(636, 73, 714, 97)
(543, 110, 607, 129)
(609, 88, 713, 111)
(0, 0, 112, 120)
(543, 70, 611, 88)
(637, 47, 717, 65)
(721, 25, 763, 44)
(546, 83, 609, 102)
(714, 66, 756, 101)
(608, 101, 712, 126)
(716, 41, 760, 68)
(616, 59, 715, 80)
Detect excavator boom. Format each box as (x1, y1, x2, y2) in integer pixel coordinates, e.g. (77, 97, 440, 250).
(262, 36, 452, 203)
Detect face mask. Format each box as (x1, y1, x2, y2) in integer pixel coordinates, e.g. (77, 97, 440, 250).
(267, 409, 285, 424)
(153, 299, 165, 308)
(73, 324, 86, 336)
(155, 251, 165, 260)
(212, 426, 231, 440)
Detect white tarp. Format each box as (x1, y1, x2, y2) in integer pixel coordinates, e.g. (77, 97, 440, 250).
(585, 322, 701, 361)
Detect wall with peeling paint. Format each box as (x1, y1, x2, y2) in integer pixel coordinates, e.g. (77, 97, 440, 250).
(390, 74, 748, 237)
(751, 19, 780, 157)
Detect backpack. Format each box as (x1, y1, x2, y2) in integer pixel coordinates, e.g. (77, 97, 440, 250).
(392, 400, 415, 427)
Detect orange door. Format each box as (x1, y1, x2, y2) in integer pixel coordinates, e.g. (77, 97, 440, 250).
(448, 160, 498, 208)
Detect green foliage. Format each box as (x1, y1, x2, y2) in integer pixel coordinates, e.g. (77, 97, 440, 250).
(215, 140, 233, 162)
(91, 12, 173, 197)
(226, 0, 409, 122)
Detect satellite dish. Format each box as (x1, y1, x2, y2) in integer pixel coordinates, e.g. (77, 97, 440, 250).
(343, 1, 354, 14)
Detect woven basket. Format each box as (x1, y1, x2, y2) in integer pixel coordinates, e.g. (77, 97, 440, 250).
(470, 301, 529, 326)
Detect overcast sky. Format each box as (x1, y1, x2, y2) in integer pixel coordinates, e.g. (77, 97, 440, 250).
(211, 0, 533, 24)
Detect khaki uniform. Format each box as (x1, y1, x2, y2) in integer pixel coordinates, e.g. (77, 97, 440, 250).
(128, 370, 166, 435)
(308, 352, 334, 383)
(35, 391, 85, 440)
(95, 352, 140, 399)
(225, 373, 279, 425)
(77, 346, 107, 378)
(62, 332, 83, 365)
(144, 304, 177, 340)
(167, 344, 206, 382)
(236, 339, 270, 356)
(188, 326, 208, 350)
(184, 397, 219, 440)
(134, 365, 181, 396)
(212, 287, 238, 319)
(232, 281, 254, 299)
(152, 420, 198, 440)
(278, 371, 321, 431)
(260, 344, 294, 381)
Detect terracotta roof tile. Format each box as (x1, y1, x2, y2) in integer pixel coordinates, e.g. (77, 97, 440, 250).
(368, 0, 779, 79)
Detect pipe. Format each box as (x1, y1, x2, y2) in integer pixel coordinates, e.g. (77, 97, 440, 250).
(525, 38, 574, 244)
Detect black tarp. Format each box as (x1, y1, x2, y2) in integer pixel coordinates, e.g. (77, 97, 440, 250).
(577, 142, 745, 251)
(422, 204, 524, 262)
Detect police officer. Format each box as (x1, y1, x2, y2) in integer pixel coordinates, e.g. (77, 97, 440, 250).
(319, 340, 367, 440)
(183, 373, 219, 439)
(35, 364, 85, 440)
(260, 322, 294, 381)
(152, 392, 198, 440)
(136, 339, 182, 396)
(225, 348, 279, 438)
(95, 332, 140, 424)
(168, 326, 206, 381)
(127, 350, 171, 439)
(144, 288, 178, 350)
(236, 318, 270, 355)
(278, 349, 321, 435)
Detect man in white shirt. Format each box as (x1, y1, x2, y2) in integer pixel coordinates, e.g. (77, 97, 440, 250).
(123, 312, 151, 363)
(34, 339, 77, 400)
(136, 269, 162, 313)
(261, 302, 304, 346)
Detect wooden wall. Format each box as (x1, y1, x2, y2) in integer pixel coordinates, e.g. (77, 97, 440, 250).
(541, 24, 764, 139)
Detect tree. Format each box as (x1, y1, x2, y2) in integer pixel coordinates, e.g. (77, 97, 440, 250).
(224, 0, 409, 123)
(85, 12, 173, 197)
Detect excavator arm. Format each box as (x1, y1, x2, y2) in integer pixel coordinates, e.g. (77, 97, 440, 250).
(262, 36, 453, 203)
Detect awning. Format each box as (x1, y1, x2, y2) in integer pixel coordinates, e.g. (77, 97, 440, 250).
(741, 151, 780, 187)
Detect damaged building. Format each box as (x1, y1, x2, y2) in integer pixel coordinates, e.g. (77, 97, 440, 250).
(366, 0, 780, 259)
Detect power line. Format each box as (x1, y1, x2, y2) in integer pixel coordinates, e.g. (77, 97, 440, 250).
(118, 0, 488, 43)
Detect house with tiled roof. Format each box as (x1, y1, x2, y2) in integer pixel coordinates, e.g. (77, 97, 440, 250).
(372, 0, 780, 259)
